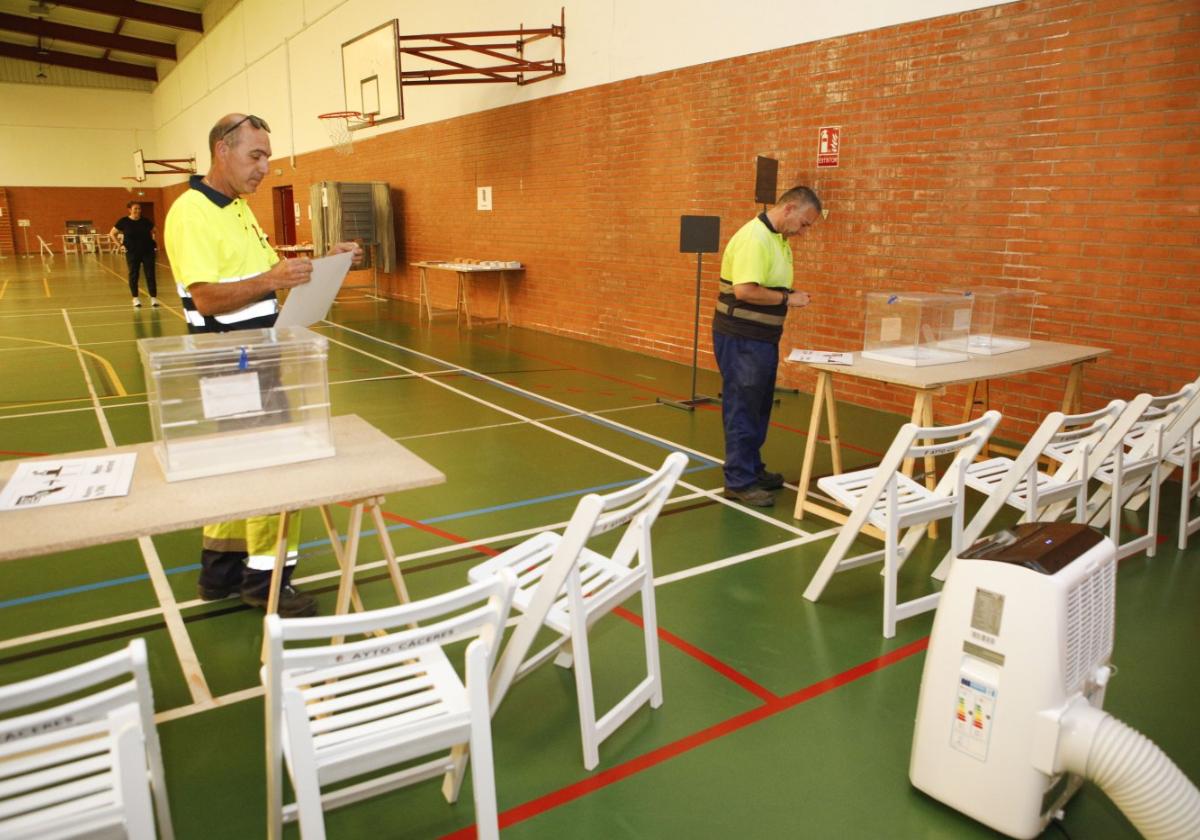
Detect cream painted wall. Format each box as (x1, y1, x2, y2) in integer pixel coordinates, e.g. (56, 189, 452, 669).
(0, 83, 156, 186)
(4, 0, 1008, 186)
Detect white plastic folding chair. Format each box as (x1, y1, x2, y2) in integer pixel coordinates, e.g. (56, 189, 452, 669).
(944, 400, 1128, 574)
(1044, 381, 1196, 508)
(1168, 400, 1200, 550)
(1087, 384, 1200, 559)
(469, 451, 688, 770)
(803, 411, 1000, 639)
(263, 570, 517, 840)
(0, 638, 174, 840)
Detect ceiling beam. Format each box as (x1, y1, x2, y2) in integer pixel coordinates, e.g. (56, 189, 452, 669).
(41, 1, 203, 33)
(0, 41, 157, 80)
(0, 13, 175, 59)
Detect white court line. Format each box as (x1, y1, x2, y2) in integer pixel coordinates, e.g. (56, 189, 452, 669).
(0, 607, 165, 652)
(322, 322, 812, 537)
(60, 309, 212, 705)
(394, 402, 658, 443)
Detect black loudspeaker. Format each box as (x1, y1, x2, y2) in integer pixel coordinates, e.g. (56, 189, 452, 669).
(755, 156, 778, 205)
(679, 215, 720, 254)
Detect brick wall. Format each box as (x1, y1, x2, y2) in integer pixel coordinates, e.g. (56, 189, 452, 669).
(3, 186, 166, 255)
(0, 189, 13, 257)
(163, 0, 1200, 439)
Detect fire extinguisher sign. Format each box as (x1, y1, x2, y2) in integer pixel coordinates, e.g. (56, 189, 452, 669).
(817, 126, 841, 168)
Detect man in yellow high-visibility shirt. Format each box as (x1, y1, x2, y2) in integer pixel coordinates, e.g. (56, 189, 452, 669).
(165, 113, 359, 617)
(712, 186, 821, 507)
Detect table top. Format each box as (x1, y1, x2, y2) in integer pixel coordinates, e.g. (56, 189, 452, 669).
(790, 339, 1110, 390)
(412, 261, 523, 273)
(0, 414, 445, 562)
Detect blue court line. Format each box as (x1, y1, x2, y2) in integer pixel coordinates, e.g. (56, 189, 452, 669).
(0, 463, 717, 611)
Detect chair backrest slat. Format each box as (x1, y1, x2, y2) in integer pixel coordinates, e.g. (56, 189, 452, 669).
(0, 646, 140, 715)
(279, 599, 508, 674)
(0, 683, 138, 751)
(273, 572, 514, 643)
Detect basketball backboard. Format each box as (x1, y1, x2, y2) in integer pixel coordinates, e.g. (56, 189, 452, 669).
(133, 149, 146, 182)
(342, 20, 403, 127)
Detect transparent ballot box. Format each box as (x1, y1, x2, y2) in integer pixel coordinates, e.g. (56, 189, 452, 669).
(861, 292, 973, 366)
(941, 286, 1039, 354)
(138, 327, 334, 481)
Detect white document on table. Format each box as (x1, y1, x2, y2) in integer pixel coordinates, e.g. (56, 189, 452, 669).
(788, 349, 854, 366)
(274, 251, 353, 328)
(0, 453, 137, 511)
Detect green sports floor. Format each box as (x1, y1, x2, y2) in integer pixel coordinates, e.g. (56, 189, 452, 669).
(1, 252, 1196, 839)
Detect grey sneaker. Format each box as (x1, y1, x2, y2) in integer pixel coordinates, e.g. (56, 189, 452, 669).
(724, 485, 776, 507)
(241, 585, 318, 618)
(132, 298, 141, 308)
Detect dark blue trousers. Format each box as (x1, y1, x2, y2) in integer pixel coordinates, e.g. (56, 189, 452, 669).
(125, 249, 157, 297)
(713, 332, 778, 490)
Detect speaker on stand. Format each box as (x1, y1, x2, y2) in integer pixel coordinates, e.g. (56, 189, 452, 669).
(658, 215, 721, 412)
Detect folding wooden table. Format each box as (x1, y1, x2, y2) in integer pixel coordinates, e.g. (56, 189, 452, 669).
(790, 339, 1111, 526)
(412, 260, 523, 328)
(0, 414, 445, 618)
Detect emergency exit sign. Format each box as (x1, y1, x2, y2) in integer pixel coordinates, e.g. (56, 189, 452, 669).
(817, 126, 841, 168)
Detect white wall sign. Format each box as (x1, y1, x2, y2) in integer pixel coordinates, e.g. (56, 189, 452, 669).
(17, 219, 30, 227)
(477, 186, 492, 211)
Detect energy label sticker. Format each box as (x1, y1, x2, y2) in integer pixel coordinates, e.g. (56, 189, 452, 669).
(950, 675, 997, 762)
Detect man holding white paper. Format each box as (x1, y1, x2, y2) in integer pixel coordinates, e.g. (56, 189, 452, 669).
(165, 112, 360, 617)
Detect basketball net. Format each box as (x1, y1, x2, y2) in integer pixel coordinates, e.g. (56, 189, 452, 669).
(319, 111, 372, 156)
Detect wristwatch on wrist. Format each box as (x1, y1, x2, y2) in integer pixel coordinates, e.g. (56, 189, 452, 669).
(780, 289, 789, 305)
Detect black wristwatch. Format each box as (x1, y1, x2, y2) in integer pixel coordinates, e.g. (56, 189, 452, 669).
(779, 289, 789, 305)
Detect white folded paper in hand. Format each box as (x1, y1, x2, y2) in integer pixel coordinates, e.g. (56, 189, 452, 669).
(787, 349, 854, 366)
(274, 251, 354, 327)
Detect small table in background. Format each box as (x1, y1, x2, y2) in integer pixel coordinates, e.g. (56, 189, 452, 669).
(412, 261, 523, 328)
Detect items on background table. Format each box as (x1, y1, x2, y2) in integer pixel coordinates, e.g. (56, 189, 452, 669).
(446, 258, 522, 270)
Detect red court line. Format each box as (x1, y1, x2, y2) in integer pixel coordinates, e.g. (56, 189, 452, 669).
(367, 508, 778, 702)
(441, 636, 930, 838)
(613, 606, 779, 704)
(374, 509, 501, 557)
(0, 450, 49, 457)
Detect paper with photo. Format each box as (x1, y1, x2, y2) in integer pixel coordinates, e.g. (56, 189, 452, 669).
(0, 454, 137, 511)
(274, 251, 353, 328)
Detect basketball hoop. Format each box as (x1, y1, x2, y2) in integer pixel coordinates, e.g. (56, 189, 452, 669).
(318, 111, 375, 155)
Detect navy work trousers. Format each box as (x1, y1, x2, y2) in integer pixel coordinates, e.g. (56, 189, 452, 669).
(713, 332, 778, 490)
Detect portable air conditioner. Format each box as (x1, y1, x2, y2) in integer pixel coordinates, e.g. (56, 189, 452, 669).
(910, 522, 1200, 840)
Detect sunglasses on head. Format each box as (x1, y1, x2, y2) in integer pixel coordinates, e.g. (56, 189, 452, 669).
(221, 114, 270, 139)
